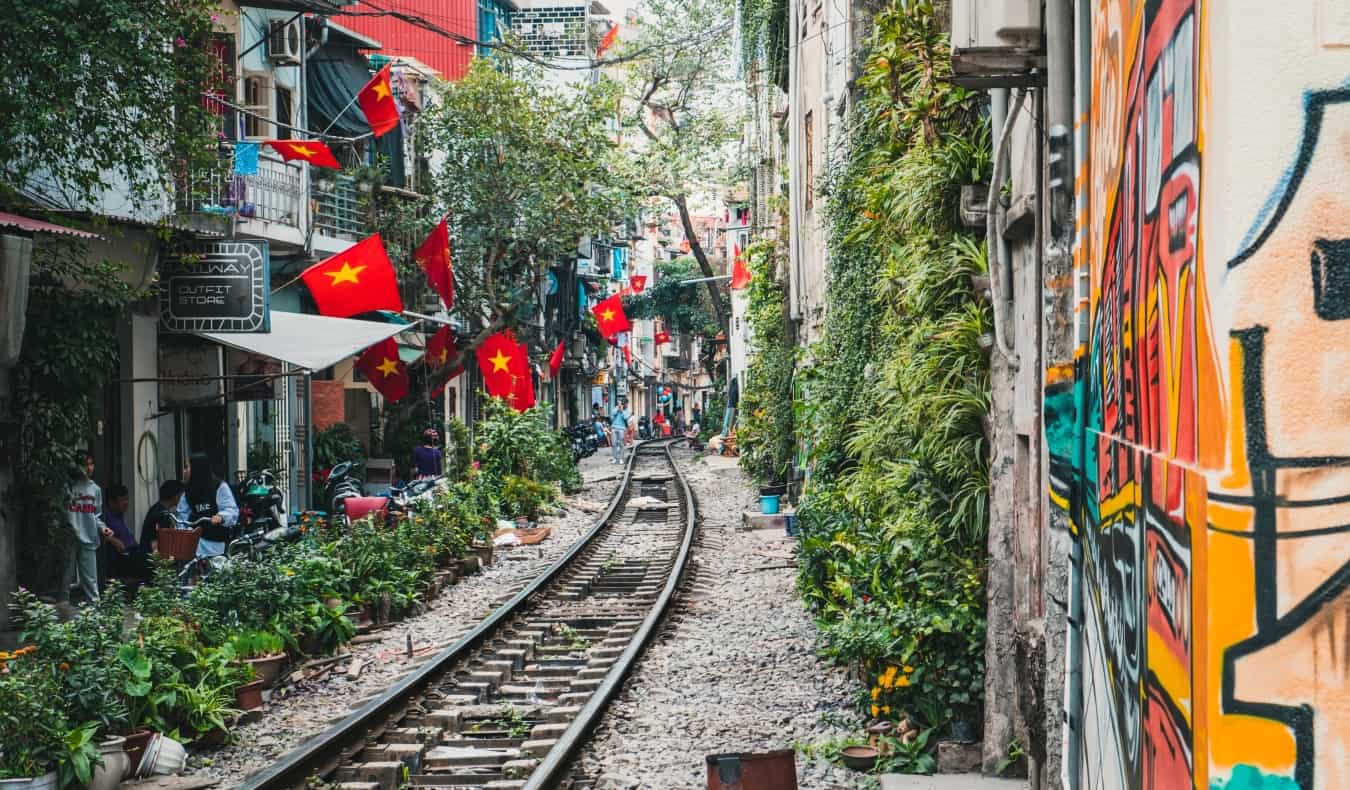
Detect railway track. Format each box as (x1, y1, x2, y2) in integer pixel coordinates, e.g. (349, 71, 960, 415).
(239, 441, 695, 790)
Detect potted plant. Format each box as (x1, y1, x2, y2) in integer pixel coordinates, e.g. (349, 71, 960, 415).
(0, 647, 65, 789)
(55, 724, 102, 790)
(229, 630, 287, 689)
(171, 678, 239, 748)
(233, 664, 264, 712)
(116, 645, 173, 774)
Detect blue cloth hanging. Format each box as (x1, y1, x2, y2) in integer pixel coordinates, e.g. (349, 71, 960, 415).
(234, 142, 260, 176)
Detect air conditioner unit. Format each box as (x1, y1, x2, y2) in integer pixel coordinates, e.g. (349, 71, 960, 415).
(950, 0, 1043, 88)
(268, 20, 303, 65)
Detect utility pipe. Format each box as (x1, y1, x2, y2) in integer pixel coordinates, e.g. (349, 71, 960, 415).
(986, 88, 1025, 361)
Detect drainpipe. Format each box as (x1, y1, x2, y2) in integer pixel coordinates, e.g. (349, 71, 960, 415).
(986, 87, 1022, 361)
(1056, 0, 1087, 787)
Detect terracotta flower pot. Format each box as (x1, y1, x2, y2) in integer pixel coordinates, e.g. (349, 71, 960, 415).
(245, 652, 287, 688)
(235, 679, 265, 711)
(122, 727, 156, 778)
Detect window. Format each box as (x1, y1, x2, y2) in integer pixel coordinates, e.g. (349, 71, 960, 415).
(274, 86, 293, 140)
(242, 75, 270, 139)
(803, 110, 815, 211)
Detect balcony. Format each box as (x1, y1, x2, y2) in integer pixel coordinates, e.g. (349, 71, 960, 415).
(311, 174, 369, 254)
(176, 148, 308, 251)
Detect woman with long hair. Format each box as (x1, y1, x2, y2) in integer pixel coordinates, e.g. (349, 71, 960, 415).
(175, 451, 240, 557)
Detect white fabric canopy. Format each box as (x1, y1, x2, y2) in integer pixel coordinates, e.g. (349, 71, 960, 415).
(198, 311, 417, 371)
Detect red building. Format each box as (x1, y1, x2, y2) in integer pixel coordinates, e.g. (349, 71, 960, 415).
(334, 0, 484, 81)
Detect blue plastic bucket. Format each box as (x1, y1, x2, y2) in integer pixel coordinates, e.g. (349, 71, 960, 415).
(760, 495, 780, 515)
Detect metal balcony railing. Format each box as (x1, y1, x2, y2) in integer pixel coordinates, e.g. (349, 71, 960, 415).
(312, 174, 368, 241)
(176, 150, 305, 229)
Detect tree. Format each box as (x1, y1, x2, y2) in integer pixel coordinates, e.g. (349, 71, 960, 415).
(624, 257, 722, 378)
(620, 0, 740, 332)
(0, 0, 220, 207)
(385, 58, 628, 422)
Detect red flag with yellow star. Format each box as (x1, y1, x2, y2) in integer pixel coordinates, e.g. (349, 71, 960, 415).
(425, 326, 462, 372)
(358, 63, 400, 138)
(415, 218, 454, 309)
(476, 331, 521, 400)
(301, 234, 404, 317)
(629, 274, 647, 293)
(356, 338, 409, 402)
(591, 294, 631, 339)
(549, 340, 565, 377)
(508, 358, 535, 412)
(266, 139, 341, 169)
(731, 244, 752, 290)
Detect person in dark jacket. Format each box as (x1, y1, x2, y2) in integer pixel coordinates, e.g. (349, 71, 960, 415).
(412, 428, 443, 479)
(175, 452, 239, 558)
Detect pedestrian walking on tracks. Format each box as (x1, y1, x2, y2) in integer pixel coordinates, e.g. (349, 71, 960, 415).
(610, 399, 630, 464)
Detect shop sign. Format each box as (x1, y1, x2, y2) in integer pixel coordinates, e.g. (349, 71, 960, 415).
(159, 342, 224, 406)
(160, 240, 270, 333)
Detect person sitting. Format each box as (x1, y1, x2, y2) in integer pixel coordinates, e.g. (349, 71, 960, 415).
(176, 452, 239, 558)
(653, 410, 667, 437)
(101, 483, 152, 588)
(142, 480, 185, 557)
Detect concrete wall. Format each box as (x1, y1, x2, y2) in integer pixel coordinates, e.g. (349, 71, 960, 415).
(1053, 2, 1350, 788)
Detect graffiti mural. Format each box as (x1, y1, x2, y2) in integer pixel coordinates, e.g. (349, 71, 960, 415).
(1053, 2, 1350, 789)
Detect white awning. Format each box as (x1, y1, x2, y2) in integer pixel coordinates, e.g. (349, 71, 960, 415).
(197, 311, 418, 371)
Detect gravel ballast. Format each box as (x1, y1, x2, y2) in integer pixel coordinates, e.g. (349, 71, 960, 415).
(189, 456, 622, 786)
(569, 446, 863, 789)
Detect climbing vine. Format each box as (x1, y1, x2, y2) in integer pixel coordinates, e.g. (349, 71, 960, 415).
(793, 1, 993, 736)
(736, 240, 795, 487)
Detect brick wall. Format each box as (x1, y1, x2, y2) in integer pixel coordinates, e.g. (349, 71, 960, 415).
(312, 380, 346, 431)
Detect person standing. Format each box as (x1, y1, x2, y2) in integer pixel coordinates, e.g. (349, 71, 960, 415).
(609, 399, 630, 464)
(412, 428, 443, 480)
(722, 377, 740, 437)
(176, 452, 239, 558)
(64, 451, 102, 603)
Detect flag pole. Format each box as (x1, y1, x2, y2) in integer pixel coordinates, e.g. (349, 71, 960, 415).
(271, 270, 308, 295)
(321, 90, 366, 137)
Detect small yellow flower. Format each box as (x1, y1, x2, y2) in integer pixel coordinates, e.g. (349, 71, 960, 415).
(879, 666, 898, 688)
(903, 665, 914, 673)
(871, 687, 881, 700)
(881, 705, 891, 714)
(896, 675, 911, 688)
(870, 704, 880, 717)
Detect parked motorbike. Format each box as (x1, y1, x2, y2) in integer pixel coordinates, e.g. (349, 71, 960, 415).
(228, 469, 302, 560)
(637, 416, 653, 441)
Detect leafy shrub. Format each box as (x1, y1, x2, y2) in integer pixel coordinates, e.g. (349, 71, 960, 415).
(499, 474, 554, 520)
(737, 240, 796, 487)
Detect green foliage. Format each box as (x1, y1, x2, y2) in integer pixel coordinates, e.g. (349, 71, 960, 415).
(423, 59, 627, 321)
(56, 722, 101, 788)
(476, 397, 580, 494)
(624, 257, 723, 338)
(737, 0, 789, 90)
(792, 1, 993, 737)
(313, 423, 366, 474)
(499, 474, 554, 520)
(0, 0, 220, 207)
(443, 418, 473, 479)
(737, 241, 796, 486)
(0, 648, 67, 779)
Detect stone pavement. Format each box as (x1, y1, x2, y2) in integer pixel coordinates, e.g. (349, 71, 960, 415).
(879, 775, 1028, 790)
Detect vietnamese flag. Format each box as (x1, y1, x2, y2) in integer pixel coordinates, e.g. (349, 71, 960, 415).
(549, 341, 565, 377)
(476, 331, 521, 399)
(508, 361, 535, 413)
(358, 63, 400, 138)
(622, 346, 631, 366)
(356, 338, 409, 403)
(415, 218, 454, 309)
(629, 274, 647, 293)
(266, 139, 341, 169)
(300, 234, 404, 317)
(731, 245, 752, 290)
(654, 330, 671, 346)
(591, 293, 631, 338)
(596, 23, 619, 58)
(425, 325, 461, 372)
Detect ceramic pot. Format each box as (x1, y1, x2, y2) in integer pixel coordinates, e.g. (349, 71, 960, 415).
(235, 679, 265, 711)
(245, 652, 287, 688)
(87, 737, 129, 790)
(136, 734, 187, 778)
(0, 773, 58, 790)
(122, 727, 156, 778)
(840, 745, 879, 772)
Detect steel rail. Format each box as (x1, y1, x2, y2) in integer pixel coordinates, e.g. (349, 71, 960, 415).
(237, 443, 652, 789)
(523, 440, 697, 788)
